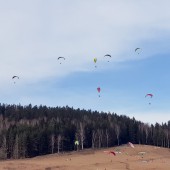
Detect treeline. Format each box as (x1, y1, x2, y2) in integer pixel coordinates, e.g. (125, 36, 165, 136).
(0, 103, 169, 160)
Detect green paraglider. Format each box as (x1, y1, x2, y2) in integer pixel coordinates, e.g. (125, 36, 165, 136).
(94, 58, 97, 68)
(94, 58, 97, 63)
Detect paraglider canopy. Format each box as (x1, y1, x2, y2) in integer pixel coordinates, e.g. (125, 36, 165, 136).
(145, 93, 153, 105)
(12, 76, 19, 84)
(104, 54, 111, 62)
(103, 150, 116, 156)
(135, 48, 141, 54)
(74, 140, 79, 151)
(104, 54, 111, 57)
(94, 58, 97, 68)
(128, 142, 135, 148)
(97, 87, 101, 97)
(12, 76, 19, 79)
(145, 93, 153, 98)
(74, 140, 79, 146)
(58, 57, 65, 64)
(110, 151, 116, 156)
(94, 58, 97, 63)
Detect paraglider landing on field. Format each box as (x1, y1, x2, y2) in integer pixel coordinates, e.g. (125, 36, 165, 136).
(103, 150, 116, 156)
(74, 140, 79, 151)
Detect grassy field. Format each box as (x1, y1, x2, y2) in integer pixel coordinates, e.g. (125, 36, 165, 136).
(0, 145, 169, 170)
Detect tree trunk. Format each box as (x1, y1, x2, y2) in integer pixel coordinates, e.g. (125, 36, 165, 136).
(13, 135, 19, 159)
(0, 136, 7, 159)
(115, 124, 120, 146)
(106, 129, 109, 148)
(92, 130, 96, 149)
(57, 134, 62, 154)
(51, 134, 55, 154)
(78, 122, 85, 150)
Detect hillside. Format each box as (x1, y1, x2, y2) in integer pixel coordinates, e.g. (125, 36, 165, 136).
(0, 145, 169, 170)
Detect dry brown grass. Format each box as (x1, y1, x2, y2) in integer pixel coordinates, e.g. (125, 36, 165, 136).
(0, 145, 169, 170)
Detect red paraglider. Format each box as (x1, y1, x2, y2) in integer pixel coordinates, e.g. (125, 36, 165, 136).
(145, 94, 153, 98)
(97, 87, 101, 97)
(103, 151, 116, 156)
(110, 151, 116, 156)
(145, 93, 153, 105)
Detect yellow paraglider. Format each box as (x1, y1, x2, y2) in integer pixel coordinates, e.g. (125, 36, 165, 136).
(75, 140, 79, 145)
(75, 140, 79, 151)
(94, 58, 97, 68)
(94, 58, 97, 63)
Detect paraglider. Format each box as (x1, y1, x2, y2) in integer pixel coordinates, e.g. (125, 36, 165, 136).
(103, 150, 116, 156)
(12, 76, 19, 84)
(74, 140, 79, 151)
(94, 58, 97, 68)
(104, 54, 111, 57)
(58, 57, 65, 64)
(145, 93, 153, 105)
(128, 142, 135, 148)
(110, 151, 116, 156)
(97, 87, 101, 97)
(12, 76, 19, 79)
(94, 58, 97, 63)
(75, 140, 79, 145)
(104, 54, 111, 62)
(135, 48, 141, 54)
(145, 94, 153, 98)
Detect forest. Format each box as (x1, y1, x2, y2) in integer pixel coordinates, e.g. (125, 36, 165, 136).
(0, 103, 169, 160)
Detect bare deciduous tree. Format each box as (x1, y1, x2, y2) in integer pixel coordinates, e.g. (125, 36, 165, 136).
(115, 124, 120, 146)
(13, 135, 19, 159)
(92, 130, 97, 149)
(78, 122, 85, 150)
(50, 134, 55, 154)
(105, 129, 109, 148)
(143, 123, 149, 144)
(57, 134, 62, 153)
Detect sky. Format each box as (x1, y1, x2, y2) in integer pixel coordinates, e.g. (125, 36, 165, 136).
(0, 0, 170, 124)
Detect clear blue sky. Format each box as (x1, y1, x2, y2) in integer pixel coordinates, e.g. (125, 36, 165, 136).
(0, 0, 170, 124)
